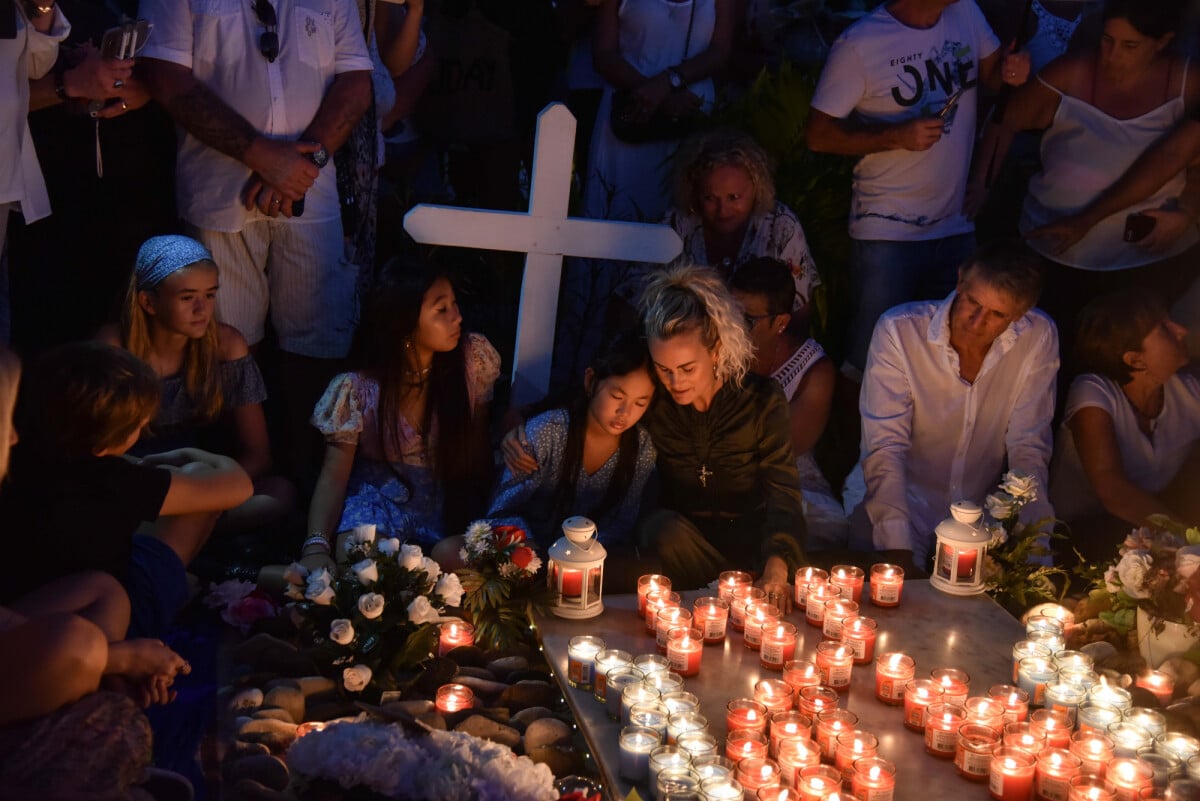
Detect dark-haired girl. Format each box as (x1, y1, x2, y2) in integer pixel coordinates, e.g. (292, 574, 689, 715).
(301, 261, 500, 571)
(487, 332, 656, 549)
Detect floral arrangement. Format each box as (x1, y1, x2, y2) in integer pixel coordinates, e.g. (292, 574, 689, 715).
(204, 580, 279, 633)
(288, 720, 558, 801)
(982, 470, 1071, 608)
(1080, 517, 1200, 639)
(457, 520, 557, 651)
(283, 524, 464, 695)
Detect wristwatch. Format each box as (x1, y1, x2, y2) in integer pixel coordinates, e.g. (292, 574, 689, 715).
(305, 143, 330, 168)
(667, 67, 687, 90)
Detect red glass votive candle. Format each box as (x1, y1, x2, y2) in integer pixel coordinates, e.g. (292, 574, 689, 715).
(666, 627, 703, 677)
(737, 757, 782, 795)
(718, 570, 754, 601)
(728, 698, 770, 735)
(1067, 776, 1116, 801)
(727, 728, 769, 763)
(755, 679, 794, 715)
(841, 616, 877, 665)
(656, 606, 692, 652)
(991, 684, 1032, 724)
(1104, 758, 1152, 801)
(794, 567, 829, 609)
(1069, 731, 1114, 778)
(1030, 709, 1073, 751)
(755, 787, 806, 801)
(777, 736, 822, 788)
(931, 667, 970, 706)
(876, 653, 915, 705)
(796, 765, 842, 801)
(814, 708, 858, 762)
(869, 563, 905, 608)
(644, 590, 681, 633)
(822, 599, 858, 641)
(956, 723, 1000, 782)
(924, 702, 966, 759)
(693, 596, 730, 645)
(805, 582, 839, 628)
(435, 683, 474, 713)
(964, 696, 1007, 733)
(798, 685, 840, 719)
(815, 642, 854, 692)
(850, 756, 896, 801)
(438, 619, 475, 657)
(744, 602, 782, 651)
(761, 622, 799, 670)
(769, 710, 812, 759)
(1135, 671, 1175, 707)
(991, 747, 1037, 801)
(731, 586, 767, 632)
(637, 574, 671, 617)
(1036, 748, 1082, 801)
(784, 660, 822, 705)
(1004, 721, 1048, 756)
(904, 679, 945, 731)
(829, 565, 865, 604)
(834, 729, 878, 783)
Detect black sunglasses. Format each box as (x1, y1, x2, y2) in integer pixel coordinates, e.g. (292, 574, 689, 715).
(253, 0, 278, 62)
(743, 312, 774, 330)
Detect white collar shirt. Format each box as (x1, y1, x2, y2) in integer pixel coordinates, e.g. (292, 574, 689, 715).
(858, 291, 1058, 562)
(140, 0, 372, 232)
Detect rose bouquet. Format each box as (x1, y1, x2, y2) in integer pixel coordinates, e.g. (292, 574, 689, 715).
(204, 579, 279, 633)
(457, 520, 557, 651)
(283, 524, 465, 695)
(982, 470, 1071, 608)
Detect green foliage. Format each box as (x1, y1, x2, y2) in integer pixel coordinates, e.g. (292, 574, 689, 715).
(986, 517, 1071, 609)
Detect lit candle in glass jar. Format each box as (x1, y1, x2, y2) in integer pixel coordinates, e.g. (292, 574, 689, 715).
(850, 756, 896, 801)
(869, 563, 905, 608)
(1045, 682, 1087, 727)
(963, 696, 1006, 732)
(784, 660, 822, 704)
(1135, 671, 1175, 707)
(1052, 650, 1094, 673)
(692, 595, 730, 645)
(796, 765, 842, 801)
(637, 574, 671, 617)
(666, 710, 707, 744)
(730, 586, 766, 632)
(736, 757, 782, 795)
(1077, 702, 1123, 735)
(1003, 721, 1047, 756)
(924, 702, 965, 759)
(605, 666, 643, 721)
(656, 605, 692, 652)
(841, 616, 877, 665)
(834, 729, 878, 783)
(930, 667, 970, 706)
(621, 682, 661, 727)
(718, 570, 754, 601)
(726, 728, 769, 763)
(700, 776, 745, 801)
(815, 642, 855, 693)
(437, 619, 475, 657)
(777, 736, 822, 788)
(955, 723, 1000, 782)
(822, 598, 858, 641)
(805, 582, 839, 628)
(644, 590, 681, 634)
(634, 652, 671, 677)
(1029, 708, 1072, 750)
(814, 708, 858, 762)
(904, 679, 944, 732)
(1088, 683, 1133, 714)
(1154, 731, 1200, 761)
(692, 753, 736, 782)
(829, 565, 865, 603)
(566, 635, 605, 690)
(876, 653, 915, 705)
(435, 683, 474, 713)
(990, 684, 1031, 724)
(676, 730, 719, 760)
(648, 744, 690, 795)
(727, 698, 769, 734)
(755, 787, 806, 801)
(1018, 657, 1057, 707)
(1122, 708, 1166, 738)
(666, 627, 704, 677)
(1104, 757, 1152, 800)
(798, 685, 839, 719)
(769, 710, 812, 759)
(760, 622, 799, 671)
(793, 567, 829, 610)
(618, 725, 660, 782)
(1069, 730, 1114, 778)
(1013, 641, 1054, 684)
(990, 747, 1037, 801)
(755, 679, 794, 715)
(1066, 775, 1116, 801)
(744, 602, 782, 651)
(592, 648, 632, 704)
(629, 700, 670, 740)
(643, 669, 684, 695)
(1035, 748, 1082, 801)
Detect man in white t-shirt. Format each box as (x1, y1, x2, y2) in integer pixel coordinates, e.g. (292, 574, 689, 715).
(807, 0, 1031, 373)
(842, 242, 1058, 574)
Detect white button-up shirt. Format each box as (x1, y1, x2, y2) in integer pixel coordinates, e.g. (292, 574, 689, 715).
(140, 0, 372, 232)
(1, 5, 69, 222)
(851, 292, 1058, 563)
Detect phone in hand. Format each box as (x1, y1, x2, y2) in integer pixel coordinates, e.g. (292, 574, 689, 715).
(99, 19, 153, 60)
(937, 86, 967, 119)
(1124, 213, 1156, 243)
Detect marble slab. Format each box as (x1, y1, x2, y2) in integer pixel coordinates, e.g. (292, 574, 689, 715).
(534, 579, 1026, 801)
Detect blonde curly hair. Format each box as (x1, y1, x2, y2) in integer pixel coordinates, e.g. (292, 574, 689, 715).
(639, 264, 754, 389)
(673, 129, 776, 216)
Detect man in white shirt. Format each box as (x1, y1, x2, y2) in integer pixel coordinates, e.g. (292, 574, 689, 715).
(842, 242, 1058, 573)
(806, 0, 1031, 374)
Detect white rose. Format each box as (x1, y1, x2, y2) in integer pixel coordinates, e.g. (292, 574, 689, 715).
(435, 572, 464, 607)
(352, 558, 379, 586)
(421, 556, 442, 582)
(1116, 551, 1155, 599)
(351, 524, 376, 545)
(1178, 545, 1200, 581)
(1104, 566, 1121, 594)
(985, 491, 1017, 521)
(305, 569, 336, 605)
(358, 592, 385, 619)
(343, 664, 373, 692)
(329, 618, 355, 645)
(282, 562, 310, 586)
(376, 537, 401, 557)
(1000, 470, 1039, 502)
(398, 544, 424, 571)
(284, 585, 305, 601)
(407, 595, 441, 625)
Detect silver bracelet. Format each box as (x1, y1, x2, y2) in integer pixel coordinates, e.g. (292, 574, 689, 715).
(302, 534, 331, 553)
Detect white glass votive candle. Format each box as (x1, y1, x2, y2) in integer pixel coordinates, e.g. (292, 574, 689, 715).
(676, 730, 719, 760)
(1046, 681, 1088, 726)
(666, 710, 708, 744)
(1155, 732, 1200, 762)
(662, 690, 700, 715)
(606, 666, 644, 720)
(634, 652, 671, 677)
(1078, 702, 1124, 735)
(622, 682, 662, 727)
(656, 767, 701, 801)
(593, 648, 633, 703)
(691, 753, 735, 781)
(630, 700, 670, 739)
(1018, 656, 1057, 706)
(566, 635, 605, 690)
(1123, 708, 1167, 739)
(649, 744, 690, 799)
(619, 725, 661, 782)
(1089, 684, 1133, 713)
(699, 776, 744, 801)
(1013, 640, 1054, 684)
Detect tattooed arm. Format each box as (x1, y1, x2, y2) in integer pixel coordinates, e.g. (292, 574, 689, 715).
(301, 69, 372, 155)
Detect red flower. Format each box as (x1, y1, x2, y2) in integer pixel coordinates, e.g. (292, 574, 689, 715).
(493, 525, 528, 548)
(510, 545, 535, 570)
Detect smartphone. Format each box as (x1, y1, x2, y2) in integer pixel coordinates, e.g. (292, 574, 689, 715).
(99, 19, 153, 59)
(1124, 213, 1156, 243)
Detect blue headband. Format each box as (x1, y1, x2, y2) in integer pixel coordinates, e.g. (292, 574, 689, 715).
(135, 235, 214, 290)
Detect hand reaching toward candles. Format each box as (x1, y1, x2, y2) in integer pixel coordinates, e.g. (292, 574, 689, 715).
(757, 555, 793, 615)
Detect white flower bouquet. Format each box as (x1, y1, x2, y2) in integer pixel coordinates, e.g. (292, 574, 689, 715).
(981, 470, 1071, 608)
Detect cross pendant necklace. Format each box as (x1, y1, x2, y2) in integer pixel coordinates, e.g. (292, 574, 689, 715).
(697, 464, 713, 488)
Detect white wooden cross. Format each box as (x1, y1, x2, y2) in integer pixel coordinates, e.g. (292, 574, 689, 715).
(404, 102, 683, 406)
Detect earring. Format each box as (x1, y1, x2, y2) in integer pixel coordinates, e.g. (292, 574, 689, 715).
(403, 338, 413, 351)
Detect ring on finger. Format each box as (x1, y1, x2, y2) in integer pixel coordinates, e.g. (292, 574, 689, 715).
(113, 79, 125, 89)
(120, 100, 128, 111)
(271, 197, 281, 207)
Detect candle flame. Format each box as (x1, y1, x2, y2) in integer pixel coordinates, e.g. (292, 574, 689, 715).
(1003, 758, 1018, 770)
(868, 766, 881, 780)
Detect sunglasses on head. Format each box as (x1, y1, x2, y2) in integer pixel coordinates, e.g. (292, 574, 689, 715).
(743, 312, 774, 330)
(253, 0, 278, 62)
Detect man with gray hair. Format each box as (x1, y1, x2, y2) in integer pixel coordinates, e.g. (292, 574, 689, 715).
(841, 242, 1058, 573)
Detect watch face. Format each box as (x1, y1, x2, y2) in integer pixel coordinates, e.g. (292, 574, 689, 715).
(311, 146, 329, 167)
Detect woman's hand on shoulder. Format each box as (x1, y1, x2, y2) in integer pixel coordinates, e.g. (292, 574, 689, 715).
(500, 422, 539, 474)
(217, 323, 251, 361)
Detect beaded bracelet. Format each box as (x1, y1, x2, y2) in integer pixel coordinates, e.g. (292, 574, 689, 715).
(302, 534, 331, 553)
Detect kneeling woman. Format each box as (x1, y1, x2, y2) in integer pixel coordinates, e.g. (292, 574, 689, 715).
(638, 265, 806, 598)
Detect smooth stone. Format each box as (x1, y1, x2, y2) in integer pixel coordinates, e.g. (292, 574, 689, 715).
(524, 717, 573, 751)
(227, 754, 290, 792)
(238, 719, 298, 753)
(230, 688, 264, 711)
(454, 714, 521, 749)
(453, 666, 498, 681)
(506, 668, 553, 684)
(474, 707, 511, 724)
(487, 656, 528, 681)
(408, 657, 459, 698)
(511, 707, 556, 727)
(263, 686, 305, 724)
(293, 676, 337, 697)
(264, 678, 301, 692)
(446, 646, 488, 667)
(304, 700, 361, 722)
(417, 711, 448, 730)
(498, 680, 558, 712)
(378, 700, 436, 718)
(230, 740, 271, 760)
(232, 633, 298, 665)
(453, 675, 509, 699)
(1079, 642, 1118, 664)
(230, 778, 291, 801)
(526, 744, 583, 777)
(252, 709, 295, 724)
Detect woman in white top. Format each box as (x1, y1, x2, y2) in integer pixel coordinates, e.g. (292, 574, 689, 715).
(1050, 288, 1200, 560)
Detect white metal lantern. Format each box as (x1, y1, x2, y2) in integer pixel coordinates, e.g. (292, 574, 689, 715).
(548, 516, 606, 618)
(930, 500, 989, 597)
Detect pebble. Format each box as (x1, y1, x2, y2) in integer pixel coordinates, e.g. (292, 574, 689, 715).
(453, 666, 498, 681)
(506, 668, 553, 683)
(293, 676, 337, 697)
(453, 675, 509, 699)
(227, 754, 290, 792)
(454, 714, 522, 749)
(524, 717, 572, 751)
(418, 711, 448, 730)
(409, 657, 459, 697)
(446, 646, 488, 667)
(511, 706, 556, 727)
(526, 744, 584, 777)
(499, 680, 559, 712)
(238, 719, 299, 753)
(377, 700, 436, 718)
(230, 778, 291, 801)
(229, 740, 271, 760)
(263, 686, 305, 724)
(305, 700, 362, 722)
(487, 656, 528, 681)
(230, 688, 264, 712)
(252, 709, 295, 724)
